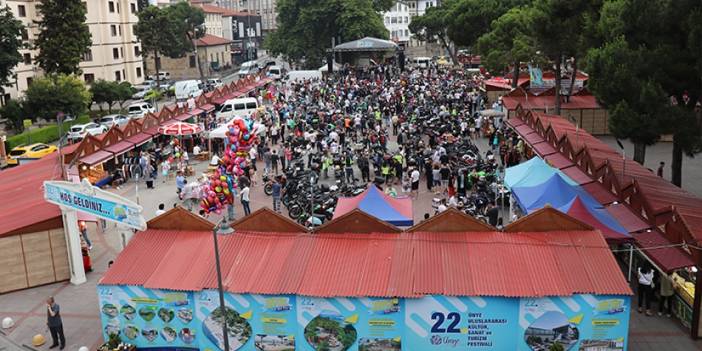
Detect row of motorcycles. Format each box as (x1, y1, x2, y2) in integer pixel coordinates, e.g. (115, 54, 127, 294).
(262, 159, 366, 227)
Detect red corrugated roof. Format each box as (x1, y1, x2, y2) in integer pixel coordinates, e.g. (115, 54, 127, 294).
(503, 94, 601, 111)
(195, 34, 233, 47)
(100, 229, 632, 297)
(0, 152, 63, 237)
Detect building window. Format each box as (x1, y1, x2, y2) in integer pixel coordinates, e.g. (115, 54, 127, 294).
(108, 1, 115, 12)
(120, 47, 123, 57)
(131, 3, 136, 13)
(113, 48, 119, 59)
(26, 77, 33, 86)
(21, 28, 29, 41)
(122, 69, 126, 80)
(110, 25, 117, 36)
(84, 73, 95, 83)
(116, 2, 120, 13)
(82, 50, 93, 61)
(118, 25, 122, 36)
(17, 5, 26, 17)
(134, 45, 141, 57)
(23, 53, 31, 65)
(391, 17, 397, 24)
(136, 67, 142, 78)
(405, 16, 409, 23)
(115, 71, 121, 81)
(189, 55, 196, 68)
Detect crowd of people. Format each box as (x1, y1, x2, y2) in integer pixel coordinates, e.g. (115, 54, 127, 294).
(175, 63, 529, 227)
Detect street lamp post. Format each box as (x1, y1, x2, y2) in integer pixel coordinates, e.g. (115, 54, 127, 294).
(212, 218, 234, 351)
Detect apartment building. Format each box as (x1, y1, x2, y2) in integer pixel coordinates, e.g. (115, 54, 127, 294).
(383, 1, 412, 46)
(0, 0, 144, 105)
(203, 0, 275, 34)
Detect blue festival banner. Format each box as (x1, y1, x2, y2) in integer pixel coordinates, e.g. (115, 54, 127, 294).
(97, 287, 630, 351)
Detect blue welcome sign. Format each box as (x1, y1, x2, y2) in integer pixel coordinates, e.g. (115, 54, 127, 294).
(44, 179, 146, 230)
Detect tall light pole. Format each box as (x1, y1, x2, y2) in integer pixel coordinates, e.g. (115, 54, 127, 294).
(212, 218, 234, 351)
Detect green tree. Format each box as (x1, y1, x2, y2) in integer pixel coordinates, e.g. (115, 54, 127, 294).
(265, 0, 390, 68)
(476, 6, 537, 87)
(0, 6, 23, 95)
(408, 3, 457, 63)
(447, 0, 527, 51)
(530, 0, 594, 114)
(24, 74, 91, 121)
(115, 82, 136, 112)
(34, 0, 92, 75)
(135, 6, 183, 88)
(167, 2, 205, 79)
(89, 80, 118, 113)
(0, 99, 25, 132)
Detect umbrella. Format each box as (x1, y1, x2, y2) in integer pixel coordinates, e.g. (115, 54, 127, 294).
(158, 122, 202, 136)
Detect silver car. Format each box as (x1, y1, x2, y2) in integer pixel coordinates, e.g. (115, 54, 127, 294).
(98, 114, 130, 129)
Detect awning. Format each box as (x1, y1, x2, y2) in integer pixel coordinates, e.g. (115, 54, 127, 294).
(104, 140, 136, 157)
(213, 96, 228, 105)
(126, 132, 153, 147)
(606, 203, 652, 233)
(582, 182, 618, 205)
(173, 113, 192, 121)
(200, 104, 216, 112)
(189, 108, 205, 116)
(531, 141, 557, 157)
(561, 165, 594, 185)
(142, 127, 159, 136)
(545, 153, 573, 169)
(522, 132, 544, 145)
(633, 230, 694, 271)
(80, 150, 114, 166)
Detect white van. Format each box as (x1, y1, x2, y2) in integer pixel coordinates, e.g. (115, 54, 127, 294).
(413, 57, 431, 68)
(216, 97, 259, 120)
(267, 65, 284, 80)
(174, 80, 204, 101)
(237, 61, 259, 77)
(284, 70, 322, 84)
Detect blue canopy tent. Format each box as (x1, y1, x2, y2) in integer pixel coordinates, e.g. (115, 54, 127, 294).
(505, 157, 577, 188)
(512, 174, 602, 213)
(333, 185, 414, 226)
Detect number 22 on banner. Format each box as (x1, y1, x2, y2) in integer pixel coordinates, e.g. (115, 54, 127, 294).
(431, 312, 461, 333)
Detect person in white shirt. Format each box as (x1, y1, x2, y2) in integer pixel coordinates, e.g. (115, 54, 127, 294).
(192, 145, 201, 156)
(410, 168, 420, 198)
(638, 265, 655, 316)
(155, 203, 166, 216)
(240, 185, 251, 216)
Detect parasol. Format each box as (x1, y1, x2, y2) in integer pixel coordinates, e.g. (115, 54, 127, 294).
(158, 122, 203, 136)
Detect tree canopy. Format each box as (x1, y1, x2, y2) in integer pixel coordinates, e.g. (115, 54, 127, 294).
(0, 6, 23, 94)
(35, 0, 92, 75)
(23, 74, 91, 121)
(265, 0, 390, 68)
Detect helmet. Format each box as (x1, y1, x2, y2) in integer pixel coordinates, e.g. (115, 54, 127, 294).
(32, 334, 46, 346)
(2, 317, 14, 329)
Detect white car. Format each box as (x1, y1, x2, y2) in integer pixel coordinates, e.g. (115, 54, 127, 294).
(98, 114, 130, 129)
(206, 78, 223, 89)
(238, 61, 259, 77)
(127, 102, 155, 118)
(67, 122, 108, 141)
(148, 72, 170, 81)
(267, 65, 284, 80)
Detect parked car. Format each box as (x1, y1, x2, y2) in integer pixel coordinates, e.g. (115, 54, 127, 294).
(131, 87, 150, 100)
(237, 61, 259, 77)
(98, 114, 130, 129)
(127, 102, 155, 118)
(206, 78, 223, 90)
(6, 143, 58, 166)
(148, 71, 170, 81)
(67, 122, 108, 141)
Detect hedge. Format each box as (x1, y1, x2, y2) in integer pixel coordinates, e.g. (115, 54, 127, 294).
(6, 115, 91, 149)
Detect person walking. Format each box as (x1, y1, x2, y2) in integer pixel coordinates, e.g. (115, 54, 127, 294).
(657, 162, 665, 178)
(271, 177, 282, 213)
(240, 184, 251, 216)
(638, 265, 655, 316)
(410, 167, 420, 199)
(175, 172, 186, 199)
(46, 296, 65, 350)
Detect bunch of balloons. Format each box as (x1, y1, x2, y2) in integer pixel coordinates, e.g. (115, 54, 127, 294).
(200, 118, 259, 214)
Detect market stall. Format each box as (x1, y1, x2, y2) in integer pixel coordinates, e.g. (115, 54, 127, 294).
(333, 185, 413, 226)
(98, 209, 632, 351)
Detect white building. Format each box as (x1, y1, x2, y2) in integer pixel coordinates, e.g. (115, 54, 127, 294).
(383, 1, 412, 46)
(0, 0, 144, 105)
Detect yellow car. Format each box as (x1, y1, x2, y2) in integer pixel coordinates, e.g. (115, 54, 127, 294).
(6, 143, 58, 166)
